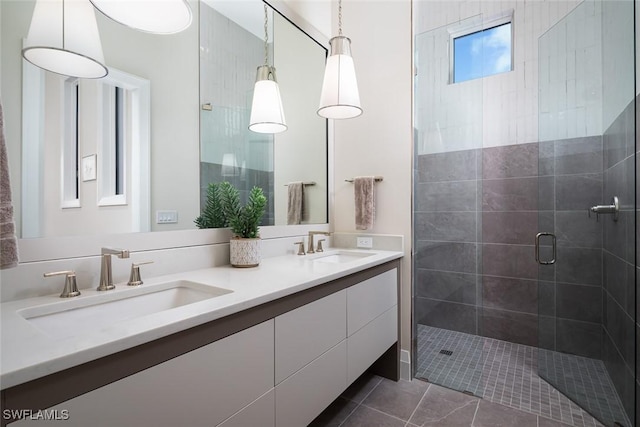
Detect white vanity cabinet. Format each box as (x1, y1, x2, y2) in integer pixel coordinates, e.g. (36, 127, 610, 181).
(4, 260, 400, 427)
(14, 320, 275, 427)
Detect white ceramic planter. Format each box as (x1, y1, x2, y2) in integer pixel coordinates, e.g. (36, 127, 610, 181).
(229, 237, 261, 268)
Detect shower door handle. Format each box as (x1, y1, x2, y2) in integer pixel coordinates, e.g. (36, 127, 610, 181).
(535, 232, 556, 265)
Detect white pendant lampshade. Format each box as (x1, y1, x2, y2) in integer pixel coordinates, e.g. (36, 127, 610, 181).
(249, 65, 287, 134)
(23, 0, 108, 79)
(318, 35, 362, 119)
(89, 0, 192, 34)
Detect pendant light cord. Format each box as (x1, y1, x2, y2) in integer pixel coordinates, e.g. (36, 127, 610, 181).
(338, 0, 343, 36)
(62, 0, 66, 49)
(263, 4, 268, 66)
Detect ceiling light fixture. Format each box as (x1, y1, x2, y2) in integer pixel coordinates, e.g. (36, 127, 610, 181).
(23, 0, 108, 79)
(248, 4, 287, 134)
(317, 0, 362, 119)
(89, 0, 193, 34)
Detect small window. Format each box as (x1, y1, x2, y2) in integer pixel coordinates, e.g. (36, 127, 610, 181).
(450, 15, 513, 84)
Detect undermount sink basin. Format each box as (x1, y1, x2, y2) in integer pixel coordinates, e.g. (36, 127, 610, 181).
(18, 280, 233, 339)
(310, 250, 375, 264)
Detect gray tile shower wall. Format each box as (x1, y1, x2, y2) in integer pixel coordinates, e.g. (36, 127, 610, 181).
(415, 137, 606, 352)
(602, 96, 637, 422)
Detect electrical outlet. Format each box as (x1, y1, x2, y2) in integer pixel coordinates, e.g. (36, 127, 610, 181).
(156, 210, 178, 224)
(356, 236, 373, 248)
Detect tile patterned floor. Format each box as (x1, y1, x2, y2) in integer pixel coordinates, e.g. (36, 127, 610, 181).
(311, 372, 578, 427)
(415, 325, 629, 427)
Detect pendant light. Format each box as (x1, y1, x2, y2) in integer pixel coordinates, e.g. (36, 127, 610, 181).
(22, 0, 108, 79)
(318, 0, 362, 119)
(249, 4, 287, 134)
(89, 0, 192, 34)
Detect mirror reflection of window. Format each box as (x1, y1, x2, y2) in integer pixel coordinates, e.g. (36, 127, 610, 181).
(99, 83, 128, 206)
(61, 78, 80, 208)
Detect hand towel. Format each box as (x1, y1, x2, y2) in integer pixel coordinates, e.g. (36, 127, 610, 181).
(287, 182, 304, 225)
(0, 101, 19, 269)
(354, 176, 375, 230)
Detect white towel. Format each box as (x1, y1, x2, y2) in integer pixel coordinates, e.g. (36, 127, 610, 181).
(287, 182, 304, 225)
(354, 176, 375, 230)
(0, 101, 19, 269)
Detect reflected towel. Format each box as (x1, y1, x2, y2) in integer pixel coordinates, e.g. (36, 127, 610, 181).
(287, 182, 304, 225)
(354, 176, 375, 230)
(0, 101, 19, 269)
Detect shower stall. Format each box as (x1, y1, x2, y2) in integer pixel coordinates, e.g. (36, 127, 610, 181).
(413, 1, 637, 426)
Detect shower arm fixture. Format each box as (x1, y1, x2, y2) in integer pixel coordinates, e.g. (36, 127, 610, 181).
(588, 196, 619, 222)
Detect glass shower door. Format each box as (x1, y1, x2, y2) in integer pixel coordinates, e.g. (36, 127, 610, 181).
(413, 15, 485, 397)
(537, 1, 636, 425)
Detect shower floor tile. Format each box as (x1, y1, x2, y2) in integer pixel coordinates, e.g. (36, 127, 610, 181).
(416, 325, 629, 427)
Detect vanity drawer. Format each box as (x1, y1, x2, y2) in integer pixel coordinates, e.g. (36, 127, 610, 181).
(347, 268, 397, 336)
(275, 289, 346, 384)
(13, 320, 274, 427)
(347, 305, 397, 384)
(217, 389, 275, 427)
(275, 340, 347, 427)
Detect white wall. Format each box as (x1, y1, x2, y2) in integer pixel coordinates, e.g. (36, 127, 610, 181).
(331, 0, 413, 357)
(415, 0, 583, 153)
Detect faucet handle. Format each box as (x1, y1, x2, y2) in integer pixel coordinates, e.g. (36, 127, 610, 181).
(128, 261, 154, 286)
(44, 270, 81, 298)
(294, 241, 306, 256)
(316, 239, 326, 253)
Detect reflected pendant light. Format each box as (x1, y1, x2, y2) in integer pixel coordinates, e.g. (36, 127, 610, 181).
(318, 0, 362, 119)
(249, 4, 287, 134)
(22, 0, 108, 79)
(89, 0, 192, 34)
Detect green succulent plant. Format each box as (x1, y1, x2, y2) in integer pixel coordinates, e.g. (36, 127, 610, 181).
(195, 181, 266, 239)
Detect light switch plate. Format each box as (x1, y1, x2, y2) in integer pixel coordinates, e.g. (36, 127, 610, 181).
(356, 236, 373, 248)
(156, 210, 178, 224)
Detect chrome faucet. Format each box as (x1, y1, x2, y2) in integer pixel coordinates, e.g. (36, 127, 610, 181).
(98, 247, 130, 291)
(307, 231, 331, 254)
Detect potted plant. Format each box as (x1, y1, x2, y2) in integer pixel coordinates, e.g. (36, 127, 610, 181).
(195, 181, 267, 267)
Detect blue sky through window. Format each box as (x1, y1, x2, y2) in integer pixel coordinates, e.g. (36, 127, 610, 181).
(453, 23, 512, 83)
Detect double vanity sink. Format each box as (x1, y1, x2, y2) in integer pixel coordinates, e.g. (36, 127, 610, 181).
(1, 248, 395, 389)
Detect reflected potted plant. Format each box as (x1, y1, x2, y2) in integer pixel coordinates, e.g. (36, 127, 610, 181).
(195, 181, 267, 268)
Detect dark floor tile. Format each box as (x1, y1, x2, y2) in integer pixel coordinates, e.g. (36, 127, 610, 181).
(341, 405, 406, 427)
(473, 399, 537, 427)
(537, 416, 574, 427)
(308, 397, 358, 427)
(362, 378, 429, 421)
(341, 372, 383, 404)
(408, 383, 479, 426)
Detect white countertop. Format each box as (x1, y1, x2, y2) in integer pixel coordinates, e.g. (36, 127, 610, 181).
(0, 249, 403, 389)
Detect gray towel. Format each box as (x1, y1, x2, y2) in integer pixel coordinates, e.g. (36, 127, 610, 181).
(287, 182, 304, 225)
(0, 101, 19, 269)
(354, 176, 375, 230)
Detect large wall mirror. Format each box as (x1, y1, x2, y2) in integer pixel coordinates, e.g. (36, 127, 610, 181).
(1, 0, 328, 243)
